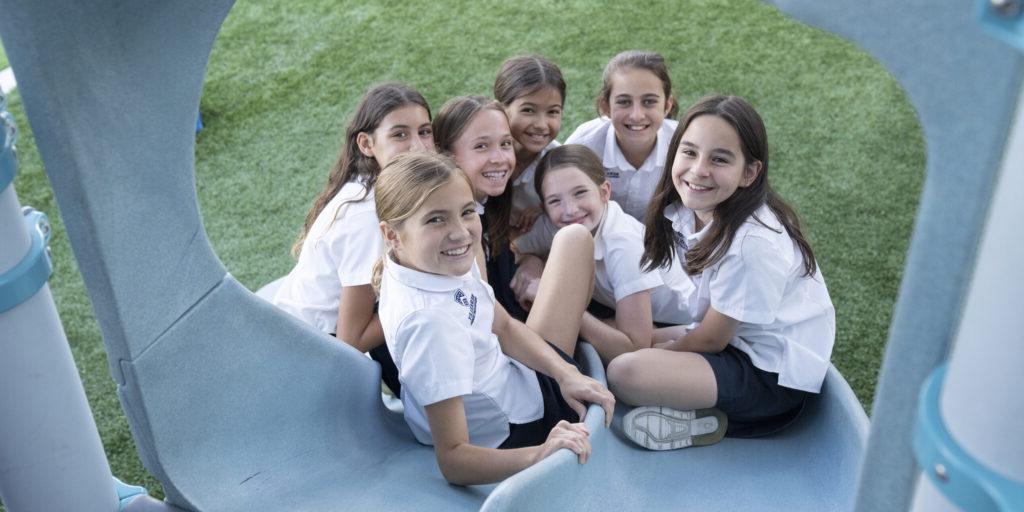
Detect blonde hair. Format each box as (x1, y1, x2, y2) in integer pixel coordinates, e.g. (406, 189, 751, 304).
(371, 152, 472, 292)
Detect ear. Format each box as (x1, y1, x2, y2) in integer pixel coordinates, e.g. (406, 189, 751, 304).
(740, 160, 762, 187)
(599, 180, 612, 202)
(380, 220, 401, 250)
(598, 97, 611, 117)
(664, 96, 675, 117)
(356, 132, 375, 158)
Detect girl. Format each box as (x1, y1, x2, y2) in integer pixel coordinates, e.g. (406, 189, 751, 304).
(513, 144, 696, 364)
(373, 152, 615, 485)
(565, 50, 679, 222)
(273, 83, 434, 395)
(493, 55, 566, 235)
(607, 95, 835, 450)
(432, 96, 594, 355)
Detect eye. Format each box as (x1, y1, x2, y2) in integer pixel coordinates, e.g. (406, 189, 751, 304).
(473, 143, 488, 151)
(392, 131, 409, 140)
(419, 127, 433, 137)
(712, 156, 729, 165)
(461, 207, 476, 217)
(427, 215, 445, 224)
(642, 98, 659, 107)
(520, 107, 535, 114)
(615, 99, 630, 107)
(546, 198, 561, 207)
(679, 148, 697, 157)
(548, 108, 562, 117)
(500, 139, 514, 149)
(573, 189, 588, 198)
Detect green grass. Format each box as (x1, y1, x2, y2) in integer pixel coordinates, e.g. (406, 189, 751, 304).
(0, 40, 8, 70)
(2, 0, 924, 503)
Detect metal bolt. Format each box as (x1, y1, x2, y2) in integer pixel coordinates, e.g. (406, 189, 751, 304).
(934, 463, 949, 482)
(991, 0, 1022, 17)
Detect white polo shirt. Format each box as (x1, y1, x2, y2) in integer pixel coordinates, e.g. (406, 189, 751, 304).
(273, 179, 384, 334)
(565, 117, 679, 221)
(665, 203, 836, 393)
(378, 255, 544, 448)
(511, 140, 560, 216)
(516, 200, 695, 325)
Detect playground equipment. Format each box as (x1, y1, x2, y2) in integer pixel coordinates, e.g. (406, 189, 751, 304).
(0, 0, 1021, 510)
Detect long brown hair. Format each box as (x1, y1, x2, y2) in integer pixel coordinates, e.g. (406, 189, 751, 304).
(292, 83, 430, 256)
(596, 50, 678, 119)
(641, 94, 817, 277)
(533, 144, 606, 199)
(432, 95, 513, 256)
(370, 152, 472, 292)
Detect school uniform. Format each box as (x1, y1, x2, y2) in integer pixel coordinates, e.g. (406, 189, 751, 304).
(515, 200, 695, 326)
(378, 255, 577, 449)
(666, 202, 835, 393)
(666, 202, 835, 435)
(565, 117, 679, 221)
(273, 179, 382, 334)
(480, 209, 529, 322)
(511, 140, 560, 216)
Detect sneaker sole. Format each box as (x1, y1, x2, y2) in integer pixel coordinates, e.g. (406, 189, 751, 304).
(623, 406, 728, 450)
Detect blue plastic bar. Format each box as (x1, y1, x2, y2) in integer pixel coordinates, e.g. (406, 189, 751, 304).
(913, 365, 1024, 511)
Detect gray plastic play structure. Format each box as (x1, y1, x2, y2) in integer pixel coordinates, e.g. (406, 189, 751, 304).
(1, 0, 1022, 510)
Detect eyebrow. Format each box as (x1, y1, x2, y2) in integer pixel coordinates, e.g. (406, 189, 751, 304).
(680, 141, 737, 158)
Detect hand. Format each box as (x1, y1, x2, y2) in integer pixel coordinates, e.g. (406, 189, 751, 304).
(510, 206, 543, 238)
(510, 255, 544, 311)
(536, 420, 591, 464)
(653, 339, 675, 350)
(555, 369, 615, 428)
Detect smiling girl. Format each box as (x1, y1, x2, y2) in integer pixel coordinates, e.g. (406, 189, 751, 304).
(513, 144, 696, 364)
(493, 55, 566, 235)
(565, 50, 678, 222)
(273, 83, 434, 396)
(607, 95, 835, 450)
(373, 152, 614, 485)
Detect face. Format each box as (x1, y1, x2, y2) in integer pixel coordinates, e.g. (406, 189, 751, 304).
(601, 67, 674, 152)
(506, 86, 563, 159)
(385, 177, 481, 277)
(540, 166, 611, 233)
(450, 109, 516, 201)
(357, 104, 434, 168)
(671, 115, 760, 226)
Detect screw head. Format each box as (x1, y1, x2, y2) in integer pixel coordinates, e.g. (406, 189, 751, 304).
(934, 463, 949, 482)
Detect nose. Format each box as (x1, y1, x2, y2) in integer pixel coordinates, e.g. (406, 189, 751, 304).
(450, 216, 471, 242)
(409, 133, 427, 152)
(629, 102, 644, 120)
(692, 158, 711, 177)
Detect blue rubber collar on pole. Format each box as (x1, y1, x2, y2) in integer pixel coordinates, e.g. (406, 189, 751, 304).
(0, 207, 54, 313)
(913, 364, 1024, 511)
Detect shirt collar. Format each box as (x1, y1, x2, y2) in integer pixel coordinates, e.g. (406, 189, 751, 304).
(592, 201, 622, 260)
(602, 119, 674, 173)
(385, 252, 475, 293)
(664, 202, 712, 247)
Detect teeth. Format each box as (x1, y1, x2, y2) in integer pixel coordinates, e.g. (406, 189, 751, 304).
(442, 246, 468, 256)
(626, 124, 647, 131)
(482, 171, 507, 181)
(687, 182, 712, 191)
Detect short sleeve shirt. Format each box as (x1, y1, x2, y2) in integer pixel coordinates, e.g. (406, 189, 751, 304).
(516, 201, 695, 325)
(511, 140, 560, 216)
(666, 203, 836, 393)
(378, 255, 543, 448)
(273, 180, 384, 333)
(565, 117, 679, 221)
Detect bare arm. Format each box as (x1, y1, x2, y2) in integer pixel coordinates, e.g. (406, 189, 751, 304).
(492, 304, 615, 424)
(426, 397, 591, 485)
(652, 324, 690, 346)
(578, 291, 653, 363)
(335, 284, 385, 352)
(657, 306, 738, 354)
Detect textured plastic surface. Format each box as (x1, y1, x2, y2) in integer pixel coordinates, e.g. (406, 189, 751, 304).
(0, 208, 53, 313)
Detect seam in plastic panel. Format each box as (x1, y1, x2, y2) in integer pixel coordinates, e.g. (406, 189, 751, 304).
(133, 272, 229, 361)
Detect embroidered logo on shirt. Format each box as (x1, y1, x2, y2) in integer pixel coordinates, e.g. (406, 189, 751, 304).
(605, 169, 621, 179)
(454, 289, 478, 324)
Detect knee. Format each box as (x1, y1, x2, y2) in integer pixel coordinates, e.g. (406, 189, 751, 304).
(606, 351, 644, 400)
(551, 223, 594, 253)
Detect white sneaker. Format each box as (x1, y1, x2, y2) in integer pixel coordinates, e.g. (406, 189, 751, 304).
(622, 406, 727, 450)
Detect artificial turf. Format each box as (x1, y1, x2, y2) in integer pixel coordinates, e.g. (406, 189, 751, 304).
(2, 0, 924, 502)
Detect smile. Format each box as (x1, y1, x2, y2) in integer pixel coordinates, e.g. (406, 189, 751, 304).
(685, 180, 713, 192)
(481, 170, 508, 182)
(625, 123, 649, 131)
(441, 245, 470, 256)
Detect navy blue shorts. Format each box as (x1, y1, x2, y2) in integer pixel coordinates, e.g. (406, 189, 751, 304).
(499, 343, 581, 449)
(701, 345, 809, 438)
